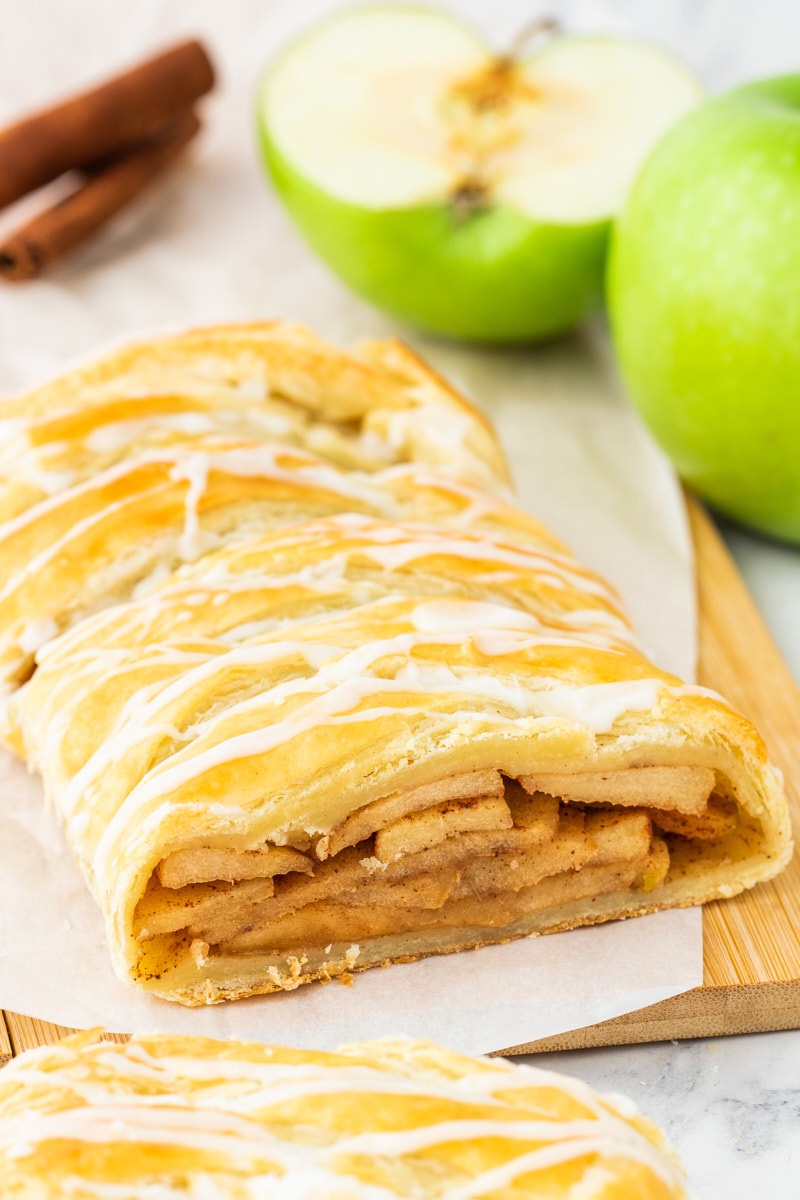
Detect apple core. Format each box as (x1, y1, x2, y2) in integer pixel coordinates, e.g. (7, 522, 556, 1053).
(259, 7, 700, 341)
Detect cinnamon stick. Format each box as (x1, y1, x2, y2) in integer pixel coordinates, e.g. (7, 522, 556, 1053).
(0, 39, 214, 211)
(0, 110, 201, 282)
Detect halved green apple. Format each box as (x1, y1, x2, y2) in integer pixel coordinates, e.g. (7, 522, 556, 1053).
(258, 6, 700, 343)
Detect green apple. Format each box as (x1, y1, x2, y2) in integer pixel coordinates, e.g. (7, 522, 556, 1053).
(257, 6, 699, 343)
(609, 75, 800, 544)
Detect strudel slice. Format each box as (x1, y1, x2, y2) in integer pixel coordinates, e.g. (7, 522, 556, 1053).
(0, 1032, 689, 1198)
(3, 323, 791, 1004)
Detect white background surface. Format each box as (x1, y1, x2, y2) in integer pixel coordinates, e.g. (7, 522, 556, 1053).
(0, 1, 799, 1196)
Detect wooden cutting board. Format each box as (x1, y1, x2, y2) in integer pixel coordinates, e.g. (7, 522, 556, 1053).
(2, 496, 799, 1063)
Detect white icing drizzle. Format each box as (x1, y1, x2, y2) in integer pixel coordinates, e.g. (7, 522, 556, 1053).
(85, 411, 218, 452)
(92, 664, 665, 893)
(18, 463, 78, 495)
(37, 585, 666, 883)
(0, 443, 399, 610)
(92, 622, 651, 800)
(415, 601, 618, 658)
(58, 1168, 397, 1200)
(0, 414, 29, 447)
(0, 482, 173, 609)
(442, 1135, 672, 1199)
(397, 468, 501, 527)
(333, 1116, 630, 1155)
(169, 456, 210, 562)
(3, 1104, 286, 1164)
(17, 617, 59, 655)
(197, 445, 398, 514)
(6, 1060, 517, 1115)
(349, 528, 621, 605)
(0, 453, 155, 545)
(0, 1038, 685, 1197)
(523, 678, 663, 733)
(59, 640, 346, 821)
(130, 559, 175, 601)
(671, 682, 731, 708)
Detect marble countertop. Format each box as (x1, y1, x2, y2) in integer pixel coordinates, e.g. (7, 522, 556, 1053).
(526, 523, 800, 1199)
(530, 1027, 800, 1198)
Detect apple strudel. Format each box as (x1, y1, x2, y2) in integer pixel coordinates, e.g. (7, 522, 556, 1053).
(1, 322, 791, 1004)
(0, 1031, 689, 1198)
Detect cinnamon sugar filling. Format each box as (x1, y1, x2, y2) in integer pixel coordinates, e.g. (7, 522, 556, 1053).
(134, 764, 737, 956)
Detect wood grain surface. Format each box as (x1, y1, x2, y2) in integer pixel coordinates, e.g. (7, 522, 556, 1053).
(507, 496, 800, 1054)
(2, 496, 798, 1063)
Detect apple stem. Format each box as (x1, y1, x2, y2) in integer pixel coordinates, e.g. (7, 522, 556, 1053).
(505, 15, 561, 64)
(447, 16, 560, 223)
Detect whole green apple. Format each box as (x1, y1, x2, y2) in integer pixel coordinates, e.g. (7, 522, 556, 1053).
(609, 75, 800, 544)
(257, 6, 699, 344)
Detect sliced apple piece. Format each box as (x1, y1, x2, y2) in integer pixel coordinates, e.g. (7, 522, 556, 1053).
(258, 6, 700, 342)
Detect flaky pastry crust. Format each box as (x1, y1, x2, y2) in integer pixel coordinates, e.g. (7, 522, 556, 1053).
(0, 322, 791, 1004)
(0, 1031, 689, 1198)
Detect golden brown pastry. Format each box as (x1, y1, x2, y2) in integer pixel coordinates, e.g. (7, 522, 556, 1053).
(0, 1031, 690, 1198)
(0, 322, 791, 1004)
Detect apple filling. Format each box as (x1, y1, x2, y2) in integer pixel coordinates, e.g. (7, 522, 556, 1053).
(133, 765, 740, 974)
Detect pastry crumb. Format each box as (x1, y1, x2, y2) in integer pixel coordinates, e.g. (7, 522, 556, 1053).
(316, 835, 330, 860)
(264, 957, 309, 990)
(190, 939, 210, 968)
(360, 856, 387, 874)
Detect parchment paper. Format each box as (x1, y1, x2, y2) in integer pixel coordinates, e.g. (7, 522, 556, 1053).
(0, 0, 701, 1055)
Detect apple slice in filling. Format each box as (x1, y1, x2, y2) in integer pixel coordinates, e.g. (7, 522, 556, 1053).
(132, 763, 752, 996)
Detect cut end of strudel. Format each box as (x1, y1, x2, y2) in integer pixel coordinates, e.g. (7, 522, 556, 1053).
(1, 322, 791, 1005)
